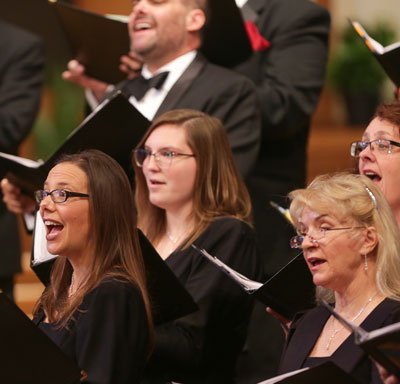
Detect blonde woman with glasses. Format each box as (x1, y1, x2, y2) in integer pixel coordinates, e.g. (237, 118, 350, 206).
(278, 172, 400, 384)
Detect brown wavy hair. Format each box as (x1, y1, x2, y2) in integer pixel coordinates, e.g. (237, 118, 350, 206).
(133, 109, 252, 248)
(35, 150, 153, 340)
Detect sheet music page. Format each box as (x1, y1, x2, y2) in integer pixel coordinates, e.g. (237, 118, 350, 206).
(257, 367, 309, 384)
(191, 245, 262, 291)
(0, 151, 42, 168)
(33, 211, 58, 265)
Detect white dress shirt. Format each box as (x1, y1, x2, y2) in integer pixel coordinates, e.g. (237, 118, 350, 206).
(129, 50, 197, 120)
(86, 50, 197, 121)
(235, 0, 247, 8)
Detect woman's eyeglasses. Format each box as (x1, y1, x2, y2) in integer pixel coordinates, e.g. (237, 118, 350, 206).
(133, 148, 194, 169)
(350, 139, 400, 157)
(290, 226, 365, 249)
(35, 189, 89, 204)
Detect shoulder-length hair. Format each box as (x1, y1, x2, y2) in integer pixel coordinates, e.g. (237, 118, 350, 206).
(35, 150, 153, 336)
(133, 109, 252, 247)
(289, 172, 400, 302)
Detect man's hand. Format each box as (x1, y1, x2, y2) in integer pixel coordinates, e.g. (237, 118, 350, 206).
(62, 60, 109, 101)
(376, 362, 399, 384)
(119, 51, 143, 79)
(266, 307, 292, 336)
(1, 178, 36, 214)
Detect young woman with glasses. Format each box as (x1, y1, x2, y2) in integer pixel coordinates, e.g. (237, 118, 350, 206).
(278, 172, 400, 384)
(133, 109, 260, 383)
(32, 150, 153, 384)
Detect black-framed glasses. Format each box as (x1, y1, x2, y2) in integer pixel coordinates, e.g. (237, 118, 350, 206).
(133, 148, 195, 169)
(34, 189, 89, 204)
(350, 139, 400, 157)
(290, 226, 365, 249)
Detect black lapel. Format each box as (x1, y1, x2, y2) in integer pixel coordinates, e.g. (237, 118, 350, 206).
(154, 53, 206, 118)
(245, 0, 266, 20)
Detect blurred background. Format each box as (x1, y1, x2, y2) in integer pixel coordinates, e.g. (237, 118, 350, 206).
(0, 0, 398, 312)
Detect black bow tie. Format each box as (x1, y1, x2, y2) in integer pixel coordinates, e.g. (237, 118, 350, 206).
(122, 71, 169, 101)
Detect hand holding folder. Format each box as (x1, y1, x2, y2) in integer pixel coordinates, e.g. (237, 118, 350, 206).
(0, 92, 149, 197)
(191, 245, 315, 319)
(49, 0, 130, 84)
(49, 0, 252, 86)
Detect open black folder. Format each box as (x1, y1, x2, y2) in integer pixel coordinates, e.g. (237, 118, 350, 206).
(32, 212, 198, 325)
(256, 361, 359, 384)
(322, 300, 400, 378)
(0, 292, 82, 384)
(49, 0, 252, 83)
(49, 0, 130, 84)
(191, 245, 315, 319)
(0, 91, 149, 197)
(351, 19, 400, 87)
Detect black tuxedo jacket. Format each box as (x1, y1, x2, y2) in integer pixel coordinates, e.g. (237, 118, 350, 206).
(279, 299, 400, 383)
(119, 54, 261, 177)
(0, 20, 44, 277)
(236, 0, 330, 188)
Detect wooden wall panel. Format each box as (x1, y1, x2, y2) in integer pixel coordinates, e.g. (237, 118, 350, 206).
(72, 0, 131, 15)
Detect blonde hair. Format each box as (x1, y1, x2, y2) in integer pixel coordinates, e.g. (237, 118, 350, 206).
(289, 172, 400, 302)
(134, 109, 252, 247)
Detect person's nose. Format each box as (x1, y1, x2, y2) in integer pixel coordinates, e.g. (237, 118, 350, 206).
(301, 234, 319, 249)
(359, 142, 376, 163)
(39, 194, 55, 214)
(144, 154, 161, 171)
(131, 0, 147, 15)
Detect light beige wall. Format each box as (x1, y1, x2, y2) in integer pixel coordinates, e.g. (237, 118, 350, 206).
(331, 0, 400, 35)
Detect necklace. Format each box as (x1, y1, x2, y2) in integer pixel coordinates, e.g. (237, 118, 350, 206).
(68, 273, 86, 297)
(166, 230, 188, 254)
(167, 232, 179, 244)
(325, 292, 378, 351)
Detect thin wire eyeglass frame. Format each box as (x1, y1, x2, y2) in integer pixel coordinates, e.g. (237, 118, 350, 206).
(133, 148, 195, 169)
(290, 226, 365, 249)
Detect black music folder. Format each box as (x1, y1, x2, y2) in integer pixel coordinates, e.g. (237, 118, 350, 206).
(49, 0, 130, 84)
(31, 213, 198, 325)
(49, 0, 252, 80)
(201, 0, 252, 68)
(257, 361, 359, 384)
(351, 20, 400, 87)
(0, 292, 82, 384)
(323, 300, 400, 378)
(192, 245, 315, 319)
(0, 92, 150, 196)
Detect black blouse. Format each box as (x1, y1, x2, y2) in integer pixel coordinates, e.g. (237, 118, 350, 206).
(143, 216, 262, 384)
(34, 278, 149, 384)
(279, 298, 400, 383)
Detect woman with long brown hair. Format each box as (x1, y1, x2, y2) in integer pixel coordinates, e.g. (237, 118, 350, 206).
(33, 150, 153, 384)
(133, 109, 260, 383)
